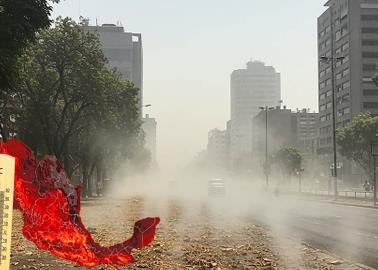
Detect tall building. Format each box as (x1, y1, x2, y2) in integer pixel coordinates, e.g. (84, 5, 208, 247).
(207, 129, 229, 168)
(83, 23, 143, 115)
(317, 0, 378, 155)
(252, 107, 319, 161)
(142, 114, 157, 163)
(293, 109, 319, 156)
(252, 106, 294, 160)
(230, 61, 281, 165)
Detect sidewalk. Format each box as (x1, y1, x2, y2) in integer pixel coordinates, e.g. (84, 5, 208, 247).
(285, 191, 377, 209)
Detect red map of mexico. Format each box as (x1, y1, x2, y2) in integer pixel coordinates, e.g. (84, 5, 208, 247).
(0, 139, 160, 269)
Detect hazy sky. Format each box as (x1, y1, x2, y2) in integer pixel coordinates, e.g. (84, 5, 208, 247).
(52, 1, 327, 170)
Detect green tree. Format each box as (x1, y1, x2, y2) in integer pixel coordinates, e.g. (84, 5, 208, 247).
(272, 147, 302, 177)
(9, 17, 145, 196)
(337, 113, 378, 181)
(0, 0, 59, 140)
(14, 17, 109, 158)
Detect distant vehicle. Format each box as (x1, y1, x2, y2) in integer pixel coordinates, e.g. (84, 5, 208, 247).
(208, 178, 226, 197)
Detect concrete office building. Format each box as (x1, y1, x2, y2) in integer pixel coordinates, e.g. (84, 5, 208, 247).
(230, 61, 281, 165)
(252, 107, 294, 160)
(318, 0, 378, 155)
(252, 107, 318, 161)
(83, 23, 143, 115)
(293, 109, 319, 156)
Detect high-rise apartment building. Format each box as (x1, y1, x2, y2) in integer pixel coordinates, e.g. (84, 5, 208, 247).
(318, 0, 378, 155)
(83, 24, 143, 115)
(293, 109, 319, 156)
(230, 61, 281, 164)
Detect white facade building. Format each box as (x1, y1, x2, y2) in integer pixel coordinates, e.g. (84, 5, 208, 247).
(230, 61, 281, 165)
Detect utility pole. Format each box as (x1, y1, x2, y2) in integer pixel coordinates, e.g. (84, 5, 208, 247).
(259, 106, 273, 190)
(330, 5, 339, 197)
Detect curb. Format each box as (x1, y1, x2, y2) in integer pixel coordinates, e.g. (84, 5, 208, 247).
(303, 198, 377, 209)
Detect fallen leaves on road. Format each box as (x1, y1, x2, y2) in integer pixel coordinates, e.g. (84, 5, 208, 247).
(10, 196, 368, 270)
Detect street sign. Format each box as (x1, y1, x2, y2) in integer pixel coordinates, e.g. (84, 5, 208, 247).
(330, 162, 343, 169)
(0, 154, 15, 270)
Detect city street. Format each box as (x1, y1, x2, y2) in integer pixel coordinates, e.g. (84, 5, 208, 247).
(246, 195, 378, 269)
(9, 187, 374, 270)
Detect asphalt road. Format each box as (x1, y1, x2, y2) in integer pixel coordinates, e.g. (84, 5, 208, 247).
(246, 195, 378, 268)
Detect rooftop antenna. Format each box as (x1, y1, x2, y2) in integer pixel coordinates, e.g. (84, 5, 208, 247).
(96, 18, 98, 27)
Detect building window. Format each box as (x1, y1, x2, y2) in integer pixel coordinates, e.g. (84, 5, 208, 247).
(344, 107, 350, 114)
(362, 51, 378, 58)
(336, 47, 342, 54)
(326, 90, 332, 97)
(320, 82, 325, 89)
(326, 78, 331, 86)
(364, 102, 378, 109)
(320, 116, 326, 122)
(326, 102, 332, 109)
(363, 64, 377, 71)
(320, 104, 326, 111)
(342, 81, 350, 90)
(335, 30, 341, 41)
(341, 26, 348, 36)
(336, 72, 342, 80)
(342, 55, 349, 64)
(320, 93, 326, 100)
(342, 93, 350, 102)
(361, 14, 378, 21)
(342, 68, 349, 77)
(363, 89, 378, 96)
(362, 28, 378, 34)
(362, 39, 378, 46)
(320, 70, 326, 78)
(342, 42, 349, 51)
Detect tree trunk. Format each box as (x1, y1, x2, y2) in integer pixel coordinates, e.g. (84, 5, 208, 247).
(0, 121, 9, 142)
(81, 158, 89, 198)
(96, 156, 103, 197)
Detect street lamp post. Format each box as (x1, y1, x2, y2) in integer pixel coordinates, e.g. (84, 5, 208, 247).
(259, 106, 274, 190)
(296, 168, 305, 193)
(319, 54, 344, 197)
(370, 141, 378, 207)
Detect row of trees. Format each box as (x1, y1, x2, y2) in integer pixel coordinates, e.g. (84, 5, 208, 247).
(271, 113, 378, 187)
(0, 14, 150, 196)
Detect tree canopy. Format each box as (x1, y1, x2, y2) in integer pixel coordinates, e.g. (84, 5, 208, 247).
(3, 17, 149, 196)
(0, 0, 59, 89)
(272, 147, 302, 177)
(337, 113, 378, 180)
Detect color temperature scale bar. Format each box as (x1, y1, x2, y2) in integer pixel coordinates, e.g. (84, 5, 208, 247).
(0, 154, 15, 270)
